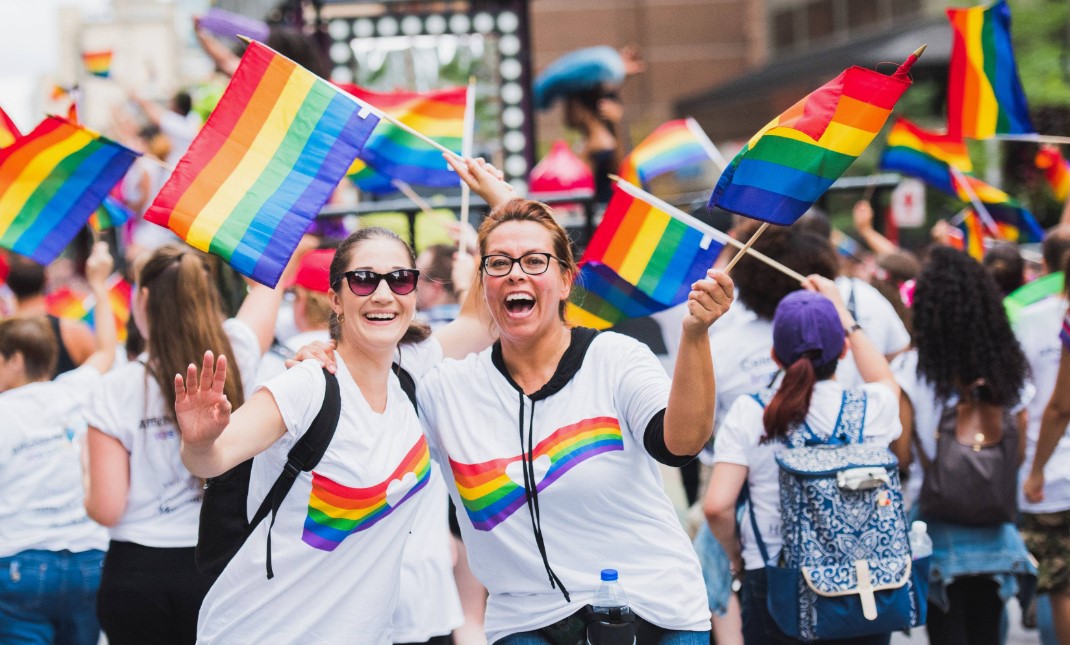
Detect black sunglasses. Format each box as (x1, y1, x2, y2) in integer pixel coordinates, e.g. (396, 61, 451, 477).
(336, 269, 420, 297)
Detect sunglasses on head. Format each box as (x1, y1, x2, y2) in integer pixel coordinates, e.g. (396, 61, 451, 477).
(336, 269, 420, 297)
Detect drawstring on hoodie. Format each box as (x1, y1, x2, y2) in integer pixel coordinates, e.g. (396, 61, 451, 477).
(518, 392, 570, 602)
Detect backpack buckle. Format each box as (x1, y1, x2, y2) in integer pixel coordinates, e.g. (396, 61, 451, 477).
(283, 461, 301, 478)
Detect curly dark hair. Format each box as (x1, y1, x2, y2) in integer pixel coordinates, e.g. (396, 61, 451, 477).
(732, 224, 839, 320)
(912, 246, 1028, 406)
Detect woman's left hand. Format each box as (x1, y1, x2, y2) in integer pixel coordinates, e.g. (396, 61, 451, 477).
(683, 269, 734, 335)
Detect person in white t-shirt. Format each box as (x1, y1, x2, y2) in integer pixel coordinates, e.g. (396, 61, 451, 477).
(417, 158, 734, 645)
(175, 165, 508, 644)
(83, 244, 287, 645)
(703, 280, 902, 645)
(0, 242, 116, 645)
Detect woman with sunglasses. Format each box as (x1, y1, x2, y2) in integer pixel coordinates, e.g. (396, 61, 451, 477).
(174, 164, 509, 644)
(404, 158, 734, 645)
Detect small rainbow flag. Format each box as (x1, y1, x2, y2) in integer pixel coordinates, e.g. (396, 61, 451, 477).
(0, 116, 138, 264)
(1036, 145, 1070, 202)
(45, 275, 133, 341)
(449, 417, 624, 531)
(711, 55, 914, 224)
(302, 436, 430, 551)
(145, 41, 380, 288)
(0, 107, 21, 149)
(618, 118, 715, 186)
(82, 50, 113, 78)
(948, 210, 987, 260)
(879, 118, 972, 192)
(567, 181, 724, 330)
(951, 172, 1043, 243)
(338, 84, 465, 192)
(89, 195, 134, 231)
(946, 0, 1033, 140)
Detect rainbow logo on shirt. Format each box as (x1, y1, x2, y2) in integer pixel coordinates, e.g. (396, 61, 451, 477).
(302, 436, 431, 551)
(449, 417, 624, 531)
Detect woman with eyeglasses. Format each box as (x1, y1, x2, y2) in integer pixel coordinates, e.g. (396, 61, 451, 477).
(174, 165, 508, 643)
(403, 158, 734, 645)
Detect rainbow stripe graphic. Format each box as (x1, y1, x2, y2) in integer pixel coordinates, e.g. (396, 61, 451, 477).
(946, 0, 1033, 140)
(1036, 145, 1070, 202)
(567, 182, 723, 330)
(338, 85, 466, 192)
(711, 61, 912, 225)
(0, 107, 20, 149)
(82, 50, 113, 78)
(449, 417, 624, 531)
(302, 436, 431, 551)
(618, 118, 714, 186)
(145, 41, 379, 288)
(0, 116, 138, 264)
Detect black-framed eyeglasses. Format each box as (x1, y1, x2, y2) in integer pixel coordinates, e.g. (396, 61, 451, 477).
(481, 252, 559, 277)
(335, 269, 420, 296)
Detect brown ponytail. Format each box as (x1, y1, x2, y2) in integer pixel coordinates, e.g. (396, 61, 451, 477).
(762, 350, 837, 443)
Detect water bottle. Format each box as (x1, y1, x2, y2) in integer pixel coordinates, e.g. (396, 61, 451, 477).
(909, 521, 932, 559)
(587, 569, 636, 645)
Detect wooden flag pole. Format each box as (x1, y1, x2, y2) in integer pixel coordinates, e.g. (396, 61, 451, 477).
(609, 175, 806, 283)
(996, 133, 1070, 145)
(392, 179, 436, 216)
(722, 223, 769, 274)
(458, 76, 477, 257)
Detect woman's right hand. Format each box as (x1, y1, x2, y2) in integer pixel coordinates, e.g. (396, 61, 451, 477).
(801, 274, 853, 325)
(445, 155, 515, 209)
(174, 351, 232, 446)
(286, 340, 338, 373)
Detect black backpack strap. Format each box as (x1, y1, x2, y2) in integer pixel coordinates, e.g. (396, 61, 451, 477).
(393, 363, 417, 413)
(250, 367, 342, 579)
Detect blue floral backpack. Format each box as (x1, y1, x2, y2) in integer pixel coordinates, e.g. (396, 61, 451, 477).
(745, 389, 929, 641)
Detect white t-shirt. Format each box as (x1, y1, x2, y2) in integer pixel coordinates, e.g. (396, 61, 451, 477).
(417, 331, 710, 644)
(84, 318, 261, 547)
(714, 380, 901, 570)
(392, 465, 464, 642)
(835, 277, 911, 388)
(892, 349, 1035, 507)
(0, 365, 108, 557)
(1013, 296, 1070, 512)
(198, 339, 443, 645)
(158, 110, 201, 167)
(709, 305, 777, 431)
(255, 329, 331, 386)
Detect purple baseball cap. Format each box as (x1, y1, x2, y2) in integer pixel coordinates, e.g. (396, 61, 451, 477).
(772, 290, 845, 366)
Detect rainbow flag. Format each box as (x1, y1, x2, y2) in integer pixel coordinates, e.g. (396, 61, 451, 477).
(0, 107, 20, 149)
(449, 417, 624, 531)
(45, 275, 132, 341)
(0, 116, 138, 264)
(1036, 145, 1070, 202)
(567, 182, 724, 330)
(145, 41, 380, 288)
(618, 118, 714, 186)
(302, 436, 430, 550)
(879, 118, 972, 192)
(338, 84, 465, 192)
(947, 0, 1033, 140)
(82, 50, 113, 78)
(89, 195, 134, 231)
(711, 57, 914, 225)
(951, 172, 1043, 243)
(948, 210, 987, 260)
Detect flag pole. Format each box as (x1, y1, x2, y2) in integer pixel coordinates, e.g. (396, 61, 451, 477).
(995, 133, 1070, 145)
(458, 76, 477, 257)
(722, 223, 769, 274)
(238, 36, 464, 163)
(608, 175, 806, 282)
(685, 117, 729, 171)
(391, 179, 435, 216)
(948, 165, 1001, 237)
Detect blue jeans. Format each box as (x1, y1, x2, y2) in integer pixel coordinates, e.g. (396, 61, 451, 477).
(496, 627, 710, 645)
(0, 549, 104, 645)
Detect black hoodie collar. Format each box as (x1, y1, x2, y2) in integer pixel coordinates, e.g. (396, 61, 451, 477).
(490, 327, 600, 401)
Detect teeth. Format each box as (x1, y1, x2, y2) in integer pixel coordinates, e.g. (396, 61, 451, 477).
(506, 293, 534, 302)
(366, 313, 396, 320)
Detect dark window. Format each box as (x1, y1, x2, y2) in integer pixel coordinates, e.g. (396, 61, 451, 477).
(891, 0, 922, 18)
(848, 0, 880, 27)
(808, 0, 835, 42)
(773, 9, 797, 51)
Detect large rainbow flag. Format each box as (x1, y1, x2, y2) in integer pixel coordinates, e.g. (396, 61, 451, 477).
(618, 118, 715, 186)
(0, 107, 20, 149)
(946, 0, 1033, 140)
(82, 50, 113, 79)
(567, 181, 724, 329)
(146, 41, 380, 287)
(0, 116, 138, 264)
(337, 84, 465, 193)
(1036, 145, 1070, 202)
(710, 54, 915, 224)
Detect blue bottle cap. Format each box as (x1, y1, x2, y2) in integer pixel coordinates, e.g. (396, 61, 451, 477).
(600, 569, 618, 581)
